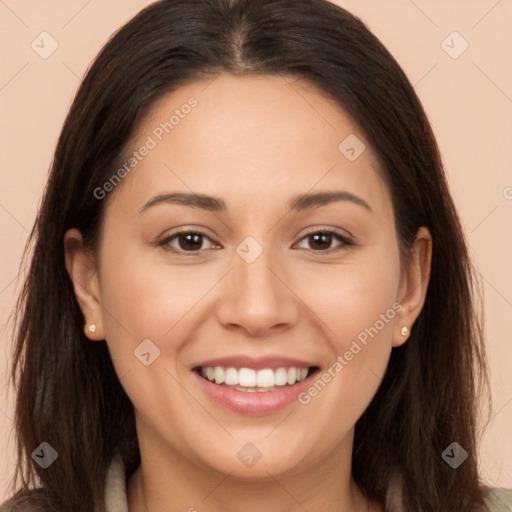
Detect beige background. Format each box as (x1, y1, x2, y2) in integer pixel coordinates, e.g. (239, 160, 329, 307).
(1, 0, 511, 500)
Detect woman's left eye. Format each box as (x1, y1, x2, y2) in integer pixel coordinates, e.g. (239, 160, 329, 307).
(295, 231, 352, 252)
(158, 229, 352, 253)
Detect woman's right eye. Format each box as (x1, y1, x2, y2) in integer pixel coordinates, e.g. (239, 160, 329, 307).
(158, 230, 220, 253)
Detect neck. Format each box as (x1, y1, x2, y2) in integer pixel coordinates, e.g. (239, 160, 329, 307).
(127, 427, 381, 512)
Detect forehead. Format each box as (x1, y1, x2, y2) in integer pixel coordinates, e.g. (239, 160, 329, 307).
(108, 73, 391, 218)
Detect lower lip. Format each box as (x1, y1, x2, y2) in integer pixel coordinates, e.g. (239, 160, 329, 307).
(193, 371, 314, 415)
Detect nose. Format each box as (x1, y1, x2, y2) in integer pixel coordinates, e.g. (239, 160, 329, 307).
(215, 245, 300, 338)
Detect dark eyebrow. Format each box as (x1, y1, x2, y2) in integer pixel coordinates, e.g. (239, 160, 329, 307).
(139, 192, 227, 213)
(139, 190, 372, 214)
(289, 191, 373, 213)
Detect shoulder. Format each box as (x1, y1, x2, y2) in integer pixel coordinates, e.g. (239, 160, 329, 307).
(1, 454, 128, 512)
(484, 488, 512, 511)
(385, 475, 512, 512)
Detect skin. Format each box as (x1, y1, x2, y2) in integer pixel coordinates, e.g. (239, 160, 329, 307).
(65, 74, 432, 512)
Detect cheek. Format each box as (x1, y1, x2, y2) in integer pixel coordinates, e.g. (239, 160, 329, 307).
(295, 250, 401, 348)
(292, 249, 401, 423)
(98, 244, 213, 341)
(96, 240, 222, 403)
(96, 247, 209, 429)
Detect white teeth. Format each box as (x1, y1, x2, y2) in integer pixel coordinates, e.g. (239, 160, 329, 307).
(199, 365, 310, 389)
(287, 367, 297, 385)
(224, 367, 239, 385)
(256, 369, 274, 387)
(274, 367, 288, 386)
(214, 366, 225, 384)
(238, 368, 256, 387)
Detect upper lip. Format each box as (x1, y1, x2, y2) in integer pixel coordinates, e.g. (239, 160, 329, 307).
(192, 355, 316, 371)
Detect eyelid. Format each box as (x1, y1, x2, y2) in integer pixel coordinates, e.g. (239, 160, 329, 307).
(299, 226, 354, 241)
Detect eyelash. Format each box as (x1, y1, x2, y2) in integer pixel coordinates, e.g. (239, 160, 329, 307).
(157, 228, 353, 255)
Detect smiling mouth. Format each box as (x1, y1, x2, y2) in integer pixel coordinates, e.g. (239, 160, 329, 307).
(194, 365, 320, 392)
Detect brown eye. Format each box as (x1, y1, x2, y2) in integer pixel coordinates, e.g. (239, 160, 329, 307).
(159, 231, 217, 252)
(296, 231, 352, 252)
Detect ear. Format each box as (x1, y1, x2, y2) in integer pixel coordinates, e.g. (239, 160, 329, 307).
(64, 228, 105, 341)
(393, 226, 432, 347)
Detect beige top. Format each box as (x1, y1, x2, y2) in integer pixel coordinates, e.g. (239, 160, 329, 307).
(104, 455, 512, 512)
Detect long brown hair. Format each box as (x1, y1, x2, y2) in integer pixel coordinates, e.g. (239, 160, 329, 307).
(4, 0, 490, 510)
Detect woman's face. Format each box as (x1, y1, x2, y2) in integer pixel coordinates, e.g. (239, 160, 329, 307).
(68, 74, 430, 479)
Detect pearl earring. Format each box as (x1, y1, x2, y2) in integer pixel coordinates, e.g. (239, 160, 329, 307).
(401, 326, 409, 337)
(88, 324, 96, 333)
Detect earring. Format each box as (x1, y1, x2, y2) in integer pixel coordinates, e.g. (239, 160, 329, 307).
(401, 326, 409, 337)
(88, 324, 96, 333)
